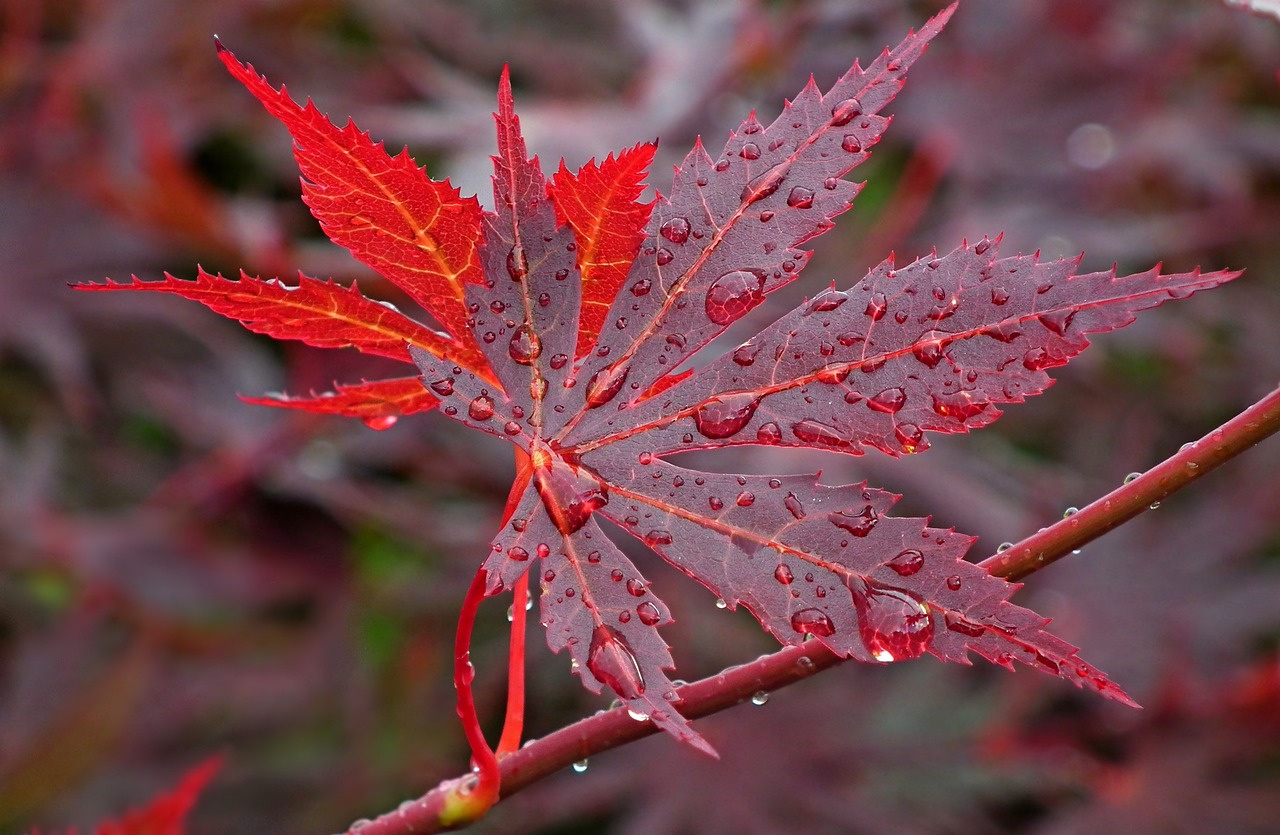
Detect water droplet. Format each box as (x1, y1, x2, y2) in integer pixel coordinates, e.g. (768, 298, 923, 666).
(506, 245, 528, 281)
(489, 300, 507, 314)
(996, 542, 1012, 552)
(1022, 348, 1057, 371)
(705, 270, 766, 325)
(868, 387, 906, 414)
(796, 655, 816, 672)
(784, 492, 806, 519)
(786, 186, 815, 208)
(714, 597, 728, 609)
(507, 546, 529, 561)
(708, 496, 724, 511)
(756, 422, 782, 444)
(585, 362, 630, 408)
(362, 415, 398, 430)
(851, 580, 933, 663)
(660, 216, 691, 244)
(732, 343, 760, 366)
(990, 287, 1010, 306)
(543, 568, 556, 583)
(886, 549, 924, 576)
(739, 142, 761, 160)
(912, 340, 945, 368)
(626, 578, 647, 596)
(1063, 506, 1080, 518)
(944, 611, 986, 637)
(736, 491, 755, 507)
(790, 608, 835, 638)
(750, 691, 769, 706)
(828, 505, 878, 537)
(692, 392, 761, 439)
(468, 395, 495, 421)
(572, 759, 589, 773)
(864, 292, 887, 321)
(508, 326, 542, 364)
(830, 97, 862, 126)
(627, 709, 649, 721)
(587, 625, 645, 698)
(791, 419, 852, 449)
(1124, 472, 1142, 484)
(1037, 309, 1076, 335)
(532, 453, 609, 535)
(895, 423, 926, 453)
(774, 563, 794, 584)
(931, 392, 988, 421)
(815, 364, 850, 385)
(644, 530, 672, 547)
(630, 278, 652, 296)
(740, 162, 788, 204)
(636, 601, 661, 626)
(655, 248, 673, 266)
(973, 238, 992, 256)
(429, 378, 455, 396)
(504, 420, 522, 435)
(946, 575, 962, 591)
(1149, 501, 1161, 510)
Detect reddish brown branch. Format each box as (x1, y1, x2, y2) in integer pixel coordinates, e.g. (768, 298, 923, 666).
(348, 384, 1280, 834)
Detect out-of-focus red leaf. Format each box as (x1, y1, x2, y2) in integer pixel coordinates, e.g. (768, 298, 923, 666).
(215, 41, 489, 373)
(90, 756, 221, 835)
(548, 143, 656, 359)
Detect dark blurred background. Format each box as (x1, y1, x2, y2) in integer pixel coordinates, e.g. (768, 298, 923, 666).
(2, 1, 1279, 832)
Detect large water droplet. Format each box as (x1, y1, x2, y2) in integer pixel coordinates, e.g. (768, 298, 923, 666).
(532, 452, 609, 535)
(1037, 309, 1076, 335)
(791, 419, 852, 449)
(740, 162, 788, 204)
(864, 292, 887, 322)
(886, 549, 924, 576)
(585, 362, 630, 408)
(732, 343, 760, 366)
(829, 97, 862, 126)
(644, 530, 673, 547)
(828, 505, 878, 537)
(660, 216, 691, 244)
(705, 270, 766, 325)
(851, 580, 933, 662)
(912, 340, 945, 368)
(739, 142, 761, 160)
(944, 611, 986, 637)
(756, 422, 782, 444)
(930, 392, 988, 421)
(786, 186, 815, 208)
(636, 601, 661, 626)
(468, 395, 495, 421)
(790, 608, 835, 638)
(774, 563, 794, 584)
(508, 324, 542, 365)
(506, 245, 528, 281)
(784, 492, 806, 519)
(867, 387, 906, 414)
(630, 278, 652, 296)
(587, 625, 645, 698)
(429, 378, 455, 396)
(895, 423, 926, 453)
(692, 392, 761, 439)
(735, 491, 755, 507)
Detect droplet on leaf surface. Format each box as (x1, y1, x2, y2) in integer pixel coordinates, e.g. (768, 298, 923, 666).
(851, 580, 933, 662)
(587, 625, 645, 698)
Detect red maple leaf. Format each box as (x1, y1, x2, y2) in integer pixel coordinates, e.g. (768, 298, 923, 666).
(81, 4, 1241, 757)
(32, 757, 220, 835)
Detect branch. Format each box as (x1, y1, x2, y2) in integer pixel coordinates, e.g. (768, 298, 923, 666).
(347, 384, 1280, 834)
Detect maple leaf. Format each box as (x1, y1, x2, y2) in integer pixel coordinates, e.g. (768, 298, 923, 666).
(408, 4, 1239, 750)
(33, 757, 221, 835)
(81, 4, 1243, 756)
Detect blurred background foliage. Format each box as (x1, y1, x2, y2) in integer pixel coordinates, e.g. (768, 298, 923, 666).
(2, 0, 1279, 832)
